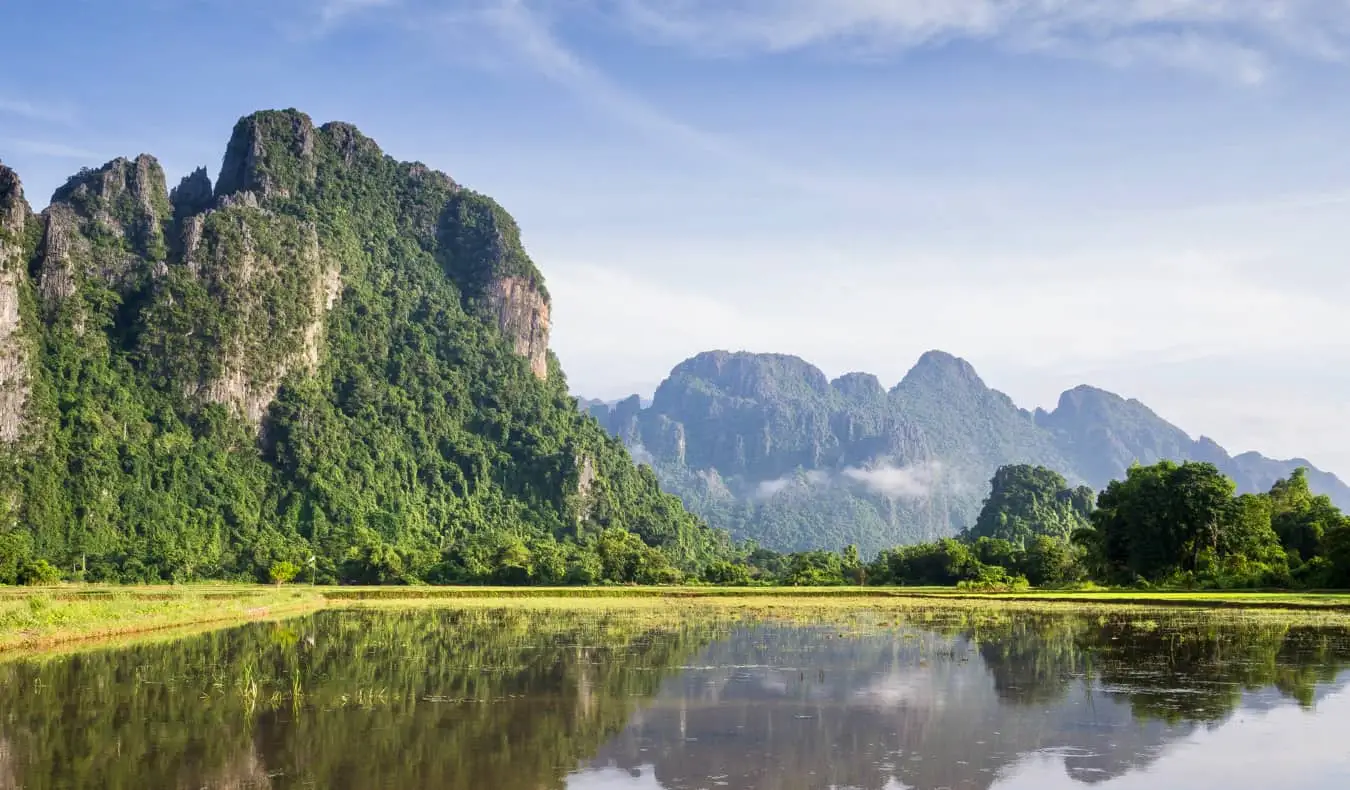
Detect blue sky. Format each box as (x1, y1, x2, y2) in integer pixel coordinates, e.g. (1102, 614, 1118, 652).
(3, 0, 1350, 476)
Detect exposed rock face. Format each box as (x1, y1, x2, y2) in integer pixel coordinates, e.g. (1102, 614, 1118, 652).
(0, 164, 31, 443)
(183, 210, 339, 424)
(216, 110, 316, 200)
(484, 276, 550, 379)
(170, 168, 214, 230)
(37, 154, 170, 321)
(439, 192, 552, 380)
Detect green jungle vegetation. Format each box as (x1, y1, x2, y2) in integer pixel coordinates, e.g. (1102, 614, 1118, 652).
(0, 110, 731, 588)
(2, 111, 1347, 598)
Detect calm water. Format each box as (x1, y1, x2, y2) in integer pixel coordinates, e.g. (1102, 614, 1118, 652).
(2, 607, 1350, 789)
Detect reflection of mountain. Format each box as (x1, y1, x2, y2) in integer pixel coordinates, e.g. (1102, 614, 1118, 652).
(3, 609, 1348, 790)
(0, 609, 716, 790)
(577, 616, 1350, 790)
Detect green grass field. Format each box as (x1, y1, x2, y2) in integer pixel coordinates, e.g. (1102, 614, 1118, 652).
(5, 583, 1350, 655)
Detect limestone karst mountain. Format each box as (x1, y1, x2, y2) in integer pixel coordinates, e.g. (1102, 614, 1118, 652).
(0, 110, 726, 583)
(586, 350, 1349, 554)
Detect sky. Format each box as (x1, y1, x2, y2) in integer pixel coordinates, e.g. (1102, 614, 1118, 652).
(3, 0, 1350, 476)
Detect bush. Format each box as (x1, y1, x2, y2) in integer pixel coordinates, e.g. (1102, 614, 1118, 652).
(18, 560, 62, 586)
(704, 560, 751, 586)
(269, 561, 300, 587)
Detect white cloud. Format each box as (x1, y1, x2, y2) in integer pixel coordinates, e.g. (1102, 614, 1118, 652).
(995, 689, 1350, 790)
(754, 477, 793, 499)
(317, 0, 399, 25)
(751, 469, 832, 499)
(547, 236, 1350, 479)
(628, 443, 656, 466)
(464, 0, 889, 201)
(2, 139, 100, 160)
(0, 97, 76, 124)
(842, 461, 945, 499)
(607, 0, 1350, 82)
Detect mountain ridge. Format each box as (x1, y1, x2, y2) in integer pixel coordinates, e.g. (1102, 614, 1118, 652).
(584, 349, 1348, 554)
(0, 109, 729, 584)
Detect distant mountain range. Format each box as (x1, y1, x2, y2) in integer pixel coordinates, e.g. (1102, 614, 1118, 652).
(583, 349, 1350, 555)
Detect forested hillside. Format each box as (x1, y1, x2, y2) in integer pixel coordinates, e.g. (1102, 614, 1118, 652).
(587, 350, 1350, 554)
(0, 109, 731, 585)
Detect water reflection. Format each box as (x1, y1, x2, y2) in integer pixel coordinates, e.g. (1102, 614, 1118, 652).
(576, 612, 1350, 790)
(0, 608, 1348, 789)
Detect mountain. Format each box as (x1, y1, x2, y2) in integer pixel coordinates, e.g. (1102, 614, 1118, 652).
(0, 109, 727, 584)
(586, 350, 1349, 555)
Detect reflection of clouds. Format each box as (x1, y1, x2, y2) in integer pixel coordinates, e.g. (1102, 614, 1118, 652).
(851, 671, 940, 710)
(567, 764, 662, 789)
(992, 689, 1350, 790)
(758, 674, 788, 695)
(585, 622, 1350, 790)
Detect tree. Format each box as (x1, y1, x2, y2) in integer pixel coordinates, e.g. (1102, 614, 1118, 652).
(842, 544, 864, 585)
(966, 465, 1094, 546)
(18, 559, 61, 586)
(1023, 535, 1078, 586)
(269, 561, 300, 588)
(704, 560, 750, 586)
(1270, 468, 1343, 563)
(1080, 461, 1266, 583)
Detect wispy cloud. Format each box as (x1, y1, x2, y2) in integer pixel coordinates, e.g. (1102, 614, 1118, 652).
(608, 0, 1350, 83)
(317, 0, 399, 26)
(475, 0, 862, 196)
(2, 139, 100, 160)
(0, 97, 77, 124)
(842, 460, 945, 499)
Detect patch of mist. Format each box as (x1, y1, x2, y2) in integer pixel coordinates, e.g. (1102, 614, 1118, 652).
(628, 443, 655, 466)
(841, 460, 945, 499)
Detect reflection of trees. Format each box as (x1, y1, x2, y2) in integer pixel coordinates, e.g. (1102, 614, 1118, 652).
(586, 611, 1350, 790)
(0, 608, 716, 790)
(1071, 616, 1350, 724)
(3, 608, 1349, 790)
(973, 613, 1089, 705)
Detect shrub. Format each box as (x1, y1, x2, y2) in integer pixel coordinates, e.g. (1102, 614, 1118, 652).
(18, 560, 62, 586)
(269, 561, 301, 587)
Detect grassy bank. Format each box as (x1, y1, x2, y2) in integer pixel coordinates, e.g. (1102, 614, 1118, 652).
(5, 584, 1350, 654)
(0, 586, 325, 653)
(321, 585, 1350, 610)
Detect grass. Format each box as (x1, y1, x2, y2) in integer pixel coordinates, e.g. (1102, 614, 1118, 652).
(4, 583, 1350, 655)
(0, 585, 324, 653)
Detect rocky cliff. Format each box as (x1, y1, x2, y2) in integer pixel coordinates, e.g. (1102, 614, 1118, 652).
(438, 191, 551, 379)
(0, 164, 33, 444)
(588, 350, 1350, 554)
(0, 109, 722, 583)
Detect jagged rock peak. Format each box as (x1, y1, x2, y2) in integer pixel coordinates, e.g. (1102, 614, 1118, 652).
(216, 108, 317, 199)
(0, 162, 32, 236)
(665, 351, 831, 399)
(38, 154, 171, 313)
(899, 349, 985, 389)
(832, 371, 885, 400)
(1048, 384, 1165, 421)
(321, 121, 384, 168)
(406, 161, 458, 191)
(170, 167, 214, 219)
(50, 154, 170, 228)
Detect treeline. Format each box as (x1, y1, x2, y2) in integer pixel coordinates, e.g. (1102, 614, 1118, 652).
(5, 458, 1349, 589)
(713, 462, 1350, 590)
